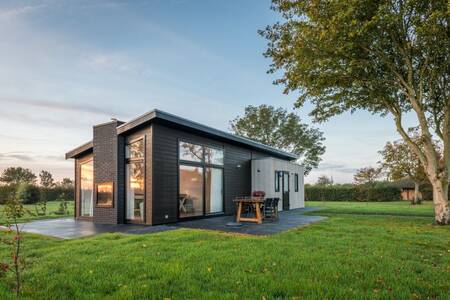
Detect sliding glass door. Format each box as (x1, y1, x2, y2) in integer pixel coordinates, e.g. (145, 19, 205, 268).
(178, 141, 224, 219)
(205, 167, 223, 214)
(179, 165, 204, 218)
(80, 160, 93, 217)
(126, 139, 145, 222)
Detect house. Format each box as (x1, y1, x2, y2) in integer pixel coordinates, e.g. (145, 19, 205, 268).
(65, 109, 304, 225)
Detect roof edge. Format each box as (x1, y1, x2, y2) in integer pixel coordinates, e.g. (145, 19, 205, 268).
(117, 109, 298, 160)
(65, 141, 93, 159)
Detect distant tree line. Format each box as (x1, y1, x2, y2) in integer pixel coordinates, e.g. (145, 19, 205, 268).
(0, 167, 74, 205)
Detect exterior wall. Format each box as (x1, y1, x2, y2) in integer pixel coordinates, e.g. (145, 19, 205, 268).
(251, 158, 305, 210)
(74, 152, 93, 219)
(93, 121, 125, 224)
(151, 123, 271, 225)
(124, 126, 153, 224)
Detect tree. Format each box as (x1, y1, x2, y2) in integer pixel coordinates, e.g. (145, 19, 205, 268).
(58, 178, 74, 188)
(0, 167, 36, 186)
(353, 167, 382, 185)
(15, 183, 40, 205)
(0, 191, 26, 296)
(261, 0, 450, 224)
(316, 175, 333, 186)
(38, 170, 54, 188)
(379, 132, 430, 204)
(230, 105, 325, 174)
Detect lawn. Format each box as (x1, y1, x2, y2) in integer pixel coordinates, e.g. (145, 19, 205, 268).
(0, 202, 448, 299)
(307, 200, 435, 217)
(0, 201, 74, 224)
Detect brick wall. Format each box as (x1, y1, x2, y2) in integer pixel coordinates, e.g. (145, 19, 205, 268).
(93, 120, 125, 224)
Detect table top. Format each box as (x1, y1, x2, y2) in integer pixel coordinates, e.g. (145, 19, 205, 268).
(233, 196, 265, 203)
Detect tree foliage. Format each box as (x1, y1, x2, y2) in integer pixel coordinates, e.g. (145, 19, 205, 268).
(230, 105, 325, 174)
(353, 167, 381, 185)
(261, 0, 450, 224)
(316, 175, 333, 186)
(39, 170, 54, 188)
(0, 167, 36, 186)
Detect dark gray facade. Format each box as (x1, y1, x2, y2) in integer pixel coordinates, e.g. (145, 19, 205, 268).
(67, 110, 297, 225)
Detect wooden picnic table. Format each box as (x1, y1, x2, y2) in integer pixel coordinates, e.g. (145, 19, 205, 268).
(233, 196, 265, 224)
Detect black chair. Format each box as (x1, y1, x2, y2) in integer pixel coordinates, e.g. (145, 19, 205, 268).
(264, 198, 279, 221)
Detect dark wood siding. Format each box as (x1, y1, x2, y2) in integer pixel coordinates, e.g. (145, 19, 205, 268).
(151, 123, 270, 224)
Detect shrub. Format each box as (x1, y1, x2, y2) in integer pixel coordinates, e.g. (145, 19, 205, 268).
(305, 184, 402, 202)
(0, 186, 73, 204)
(15, 183, 40, 204)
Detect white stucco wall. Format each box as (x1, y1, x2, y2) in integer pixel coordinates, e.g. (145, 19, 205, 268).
(251, 157, 304, 210)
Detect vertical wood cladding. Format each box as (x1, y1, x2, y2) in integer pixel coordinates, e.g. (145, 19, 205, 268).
(74, 153, 93, 219)
(93, 121, 124, 224)
(151, 123, 270, 224)
(124, 126, 153, 225)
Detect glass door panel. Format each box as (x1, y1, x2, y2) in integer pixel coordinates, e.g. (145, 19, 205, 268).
(179, 165, 204, 218)
(80, 160, 93, 217)
(205, 167, 223, 214)
(126, 161, 145, 221)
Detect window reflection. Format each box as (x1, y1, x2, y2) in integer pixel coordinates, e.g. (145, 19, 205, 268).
(126, 139, 144, 159)
(126, 161, 144, 221)
(179, 142, 203, 162)
(205, 147, 224, 165)
(80, 160, 93, 217)
(179, 165, 203, 218)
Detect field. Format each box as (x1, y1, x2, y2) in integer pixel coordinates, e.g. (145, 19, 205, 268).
(0, 201, 448, 299)
(0, 201, 74, 224)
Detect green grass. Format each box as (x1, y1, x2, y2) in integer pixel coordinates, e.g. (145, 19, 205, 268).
(0, 201, 74, 224)
(0, 202, 449, 299)
(307, 200, 435, 217)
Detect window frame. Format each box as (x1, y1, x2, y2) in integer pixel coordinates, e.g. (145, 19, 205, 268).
(95, 182, 114, 208)
(294, 173, 299, 192)
(275, 171, 281, 192)
(79, 158, 94, 218)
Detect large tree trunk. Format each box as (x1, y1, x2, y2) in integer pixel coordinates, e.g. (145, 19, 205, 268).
(411, 182, 421, 205)
(431, 180, 450, 225)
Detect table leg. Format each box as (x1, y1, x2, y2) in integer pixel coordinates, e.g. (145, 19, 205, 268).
(255, 203, 262, 224)
(236, 202, 242, 223)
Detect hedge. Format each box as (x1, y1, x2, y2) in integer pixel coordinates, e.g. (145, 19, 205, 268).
(0, 185, 74, 204)
(305, 184, 402, 202)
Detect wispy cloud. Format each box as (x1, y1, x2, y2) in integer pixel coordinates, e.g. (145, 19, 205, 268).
(316, 162, 358, 174)
(0, 152, 64, 163)
(0, 97, 117, 116)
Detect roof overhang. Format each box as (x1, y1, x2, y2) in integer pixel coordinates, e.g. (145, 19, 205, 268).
(65, 141, 93, 159)
(117, 109, 299, 160)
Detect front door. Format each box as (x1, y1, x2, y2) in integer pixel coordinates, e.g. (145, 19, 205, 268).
(282, 171, 290, 210)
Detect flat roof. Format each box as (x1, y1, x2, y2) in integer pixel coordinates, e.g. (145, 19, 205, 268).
(67, 109, 299, 160)
(65, 140, 93, 159)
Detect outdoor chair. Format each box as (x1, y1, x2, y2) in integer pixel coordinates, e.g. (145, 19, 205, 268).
(264, 197, 279, 220)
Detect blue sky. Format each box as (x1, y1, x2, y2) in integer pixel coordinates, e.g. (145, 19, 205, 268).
(0, 0, 413, 183)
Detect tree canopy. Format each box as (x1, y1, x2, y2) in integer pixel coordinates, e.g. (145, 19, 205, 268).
(261, 0, 450, 224)
(39, 170, 55, 188)
(0, 167, 37, 186)
(353, 167, 382, 185)
(230, 105, 325, 174)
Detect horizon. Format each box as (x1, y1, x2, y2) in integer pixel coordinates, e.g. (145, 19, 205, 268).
(0, 0, 417, 184)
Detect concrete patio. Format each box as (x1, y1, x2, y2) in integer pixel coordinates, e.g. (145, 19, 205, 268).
(13, 207, 325, 239)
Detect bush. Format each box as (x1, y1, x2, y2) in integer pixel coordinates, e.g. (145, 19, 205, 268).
(0, 185, 74, 204)
(16, 183, 40, 204)
(305, 184, 402, 202)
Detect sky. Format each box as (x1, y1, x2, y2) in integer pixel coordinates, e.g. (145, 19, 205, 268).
(0, 0, 415, 184)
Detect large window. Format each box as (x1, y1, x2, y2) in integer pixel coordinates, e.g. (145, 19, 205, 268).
(178, 141, 224, 218)
(126, 139, 145, 222)
(80, 160, 93, 217)
(179, 165, 204, 218)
